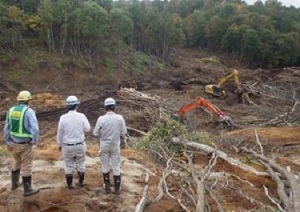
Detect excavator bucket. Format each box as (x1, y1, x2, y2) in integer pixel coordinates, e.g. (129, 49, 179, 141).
(219, 115, 233, 128)
(171, 114, 181, 122)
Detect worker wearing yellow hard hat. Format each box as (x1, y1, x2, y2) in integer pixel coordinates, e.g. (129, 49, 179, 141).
(4, 90, 40, 196)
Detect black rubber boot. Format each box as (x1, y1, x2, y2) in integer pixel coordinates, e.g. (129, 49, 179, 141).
(114, 175, 121, 194)
(66, 174, 73, 189)
(11, 169, 21, 190)
(77, 172, 84, 187)
(22, 176, 39, 196)
(103, 173, 111, 193)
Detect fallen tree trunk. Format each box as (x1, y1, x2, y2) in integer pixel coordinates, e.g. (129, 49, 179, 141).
(259, 100, 299, 127)
(242, 147, 300, 212)
(135, 173, 150, 212)
(172, 138, 268, 176)
(184, 152, 206, 212)
(259, 160, 290, 211)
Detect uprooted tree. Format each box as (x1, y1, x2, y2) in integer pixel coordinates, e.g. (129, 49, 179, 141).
(118, 88, 300, 212)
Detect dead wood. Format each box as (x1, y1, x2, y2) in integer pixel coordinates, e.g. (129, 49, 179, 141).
(135, 173, 150, 212)
(126, 126, 147, 136)
(125, 159, 156, 176)
(177, 190, 192, 212)
(44, 71, 62, 91)
(242, 147, 300, 212)
(183, 152, 218, 212)
(229, 173, 255, 187)
(181, 183, 197, 207)
(259, 160, 290, 211)
(239, 84, 257, 105)
(172, 138, 268, 176)
(205, 188, 224, 212)
(153, 154, 174, 203)
(153, 154, 191, 211)
(153, 173, 165, 203)
(184, 152, 206, 212)
(162, 155, 177, 200)
(263, 186, 285, 212)
(117, 88, 172, 126)
(254, 129, 264, 156)
(275, 157, 300, 172)
(260, 99, 299, 127)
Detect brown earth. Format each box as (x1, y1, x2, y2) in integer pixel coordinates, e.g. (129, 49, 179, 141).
(1, 48, 300, 211)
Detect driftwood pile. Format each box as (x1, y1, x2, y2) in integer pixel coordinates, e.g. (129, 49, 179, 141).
(117, 87, 172, 122)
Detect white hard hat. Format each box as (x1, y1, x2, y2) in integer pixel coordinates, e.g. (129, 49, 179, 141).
(104, 97, 116, 106)
(17, 90, 32, 101)
(66, 95, 80, 106)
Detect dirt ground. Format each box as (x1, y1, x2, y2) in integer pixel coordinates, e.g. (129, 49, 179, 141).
(1, 48, 300, 211)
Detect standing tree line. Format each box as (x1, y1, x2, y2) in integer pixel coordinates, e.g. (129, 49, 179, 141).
(0, 0, 299, 68)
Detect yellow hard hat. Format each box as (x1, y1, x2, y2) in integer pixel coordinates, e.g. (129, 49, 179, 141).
(17, 90, 32, 101)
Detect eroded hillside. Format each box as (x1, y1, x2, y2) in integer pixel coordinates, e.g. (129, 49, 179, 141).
(1, 48, 300, 212)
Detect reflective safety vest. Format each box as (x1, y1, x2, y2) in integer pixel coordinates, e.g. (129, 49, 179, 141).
(8, 105, 32, 138)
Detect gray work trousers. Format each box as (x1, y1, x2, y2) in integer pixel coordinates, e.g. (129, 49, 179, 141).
(100, 143, 120, 175)
(62, 143, 85, 175)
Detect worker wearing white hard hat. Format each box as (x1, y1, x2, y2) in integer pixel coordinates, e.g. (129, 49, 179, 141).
(93, 97, 127, 194)
(57, 95, 90, 189)
(4, 90, 40, 196)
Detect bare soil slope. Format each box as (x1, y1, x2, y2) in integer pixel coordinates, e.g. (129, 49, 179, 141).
(1, 48, 300, 211)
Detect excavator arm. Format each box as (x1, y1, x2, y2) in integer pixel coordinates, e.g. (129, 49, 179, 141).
(178, 97, 233, 127)
(217, 69, 239, 87)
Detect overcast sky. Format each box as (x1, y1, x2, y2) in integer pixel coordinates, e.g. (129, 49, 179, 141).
(244, 0, 300, 8)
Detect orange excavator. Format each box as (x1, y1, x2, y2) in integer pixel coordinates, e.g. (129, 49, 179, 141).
(177, 97, 233, 127)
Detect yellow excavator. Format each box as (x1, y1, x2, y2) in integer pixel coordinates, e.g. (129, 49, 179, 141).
(204, 69, 255, 105)
(204, 69, 242, 97)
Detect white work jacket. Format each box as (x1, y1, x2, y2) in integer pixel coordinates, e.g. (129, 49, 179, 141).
(93, 111, 127, 146)
(57, 110, 90, 146)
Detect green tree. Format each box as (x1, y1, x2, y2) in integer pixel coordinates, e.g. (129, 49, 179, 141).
(38, 0, 55, 52)
(70, 1, 108, 66)
(221, 23, 248, 55)
(259, 28, 276, 67)
(51, 0, 73, 53)
(240, 29, 262, 66)
(170, 13, 185, 46)
(205, 15, 229, 50)
(184, 9, 207, 47)
(93, 0, 113, 12)
(6, 5, 25, 47)
(108, 8, 133, 45)
(143, 8, 160, 55)
(128, 0, 147, 50)
(0, 0, 9, 49)
(272, 32, 300, 67)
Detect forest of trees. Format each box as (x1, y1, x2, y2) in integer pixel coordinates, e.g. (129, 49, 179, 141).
(0, 0, 299, 68)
